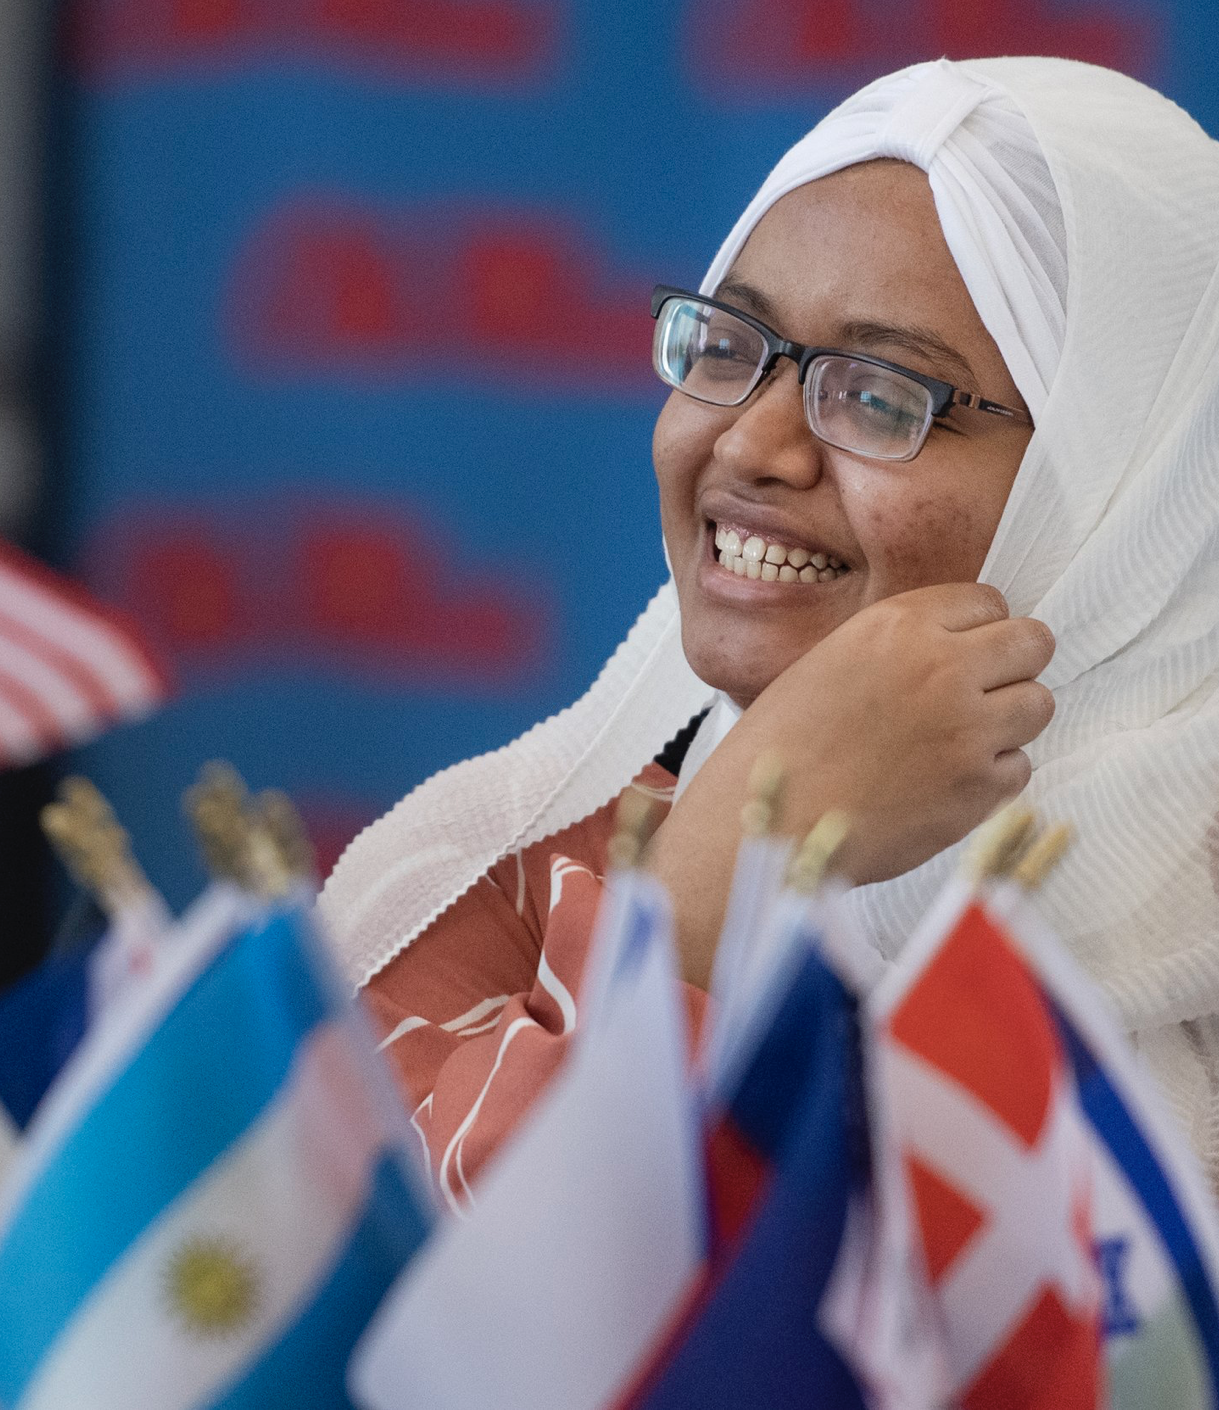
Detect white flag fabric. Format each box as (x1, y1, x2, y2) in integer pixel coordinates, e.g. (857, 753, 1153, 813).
(87, 890, 173, 1020)
(0, 539, 166, 769)
(349, 871, 706, 1410)
(702, 831, 791, 1091)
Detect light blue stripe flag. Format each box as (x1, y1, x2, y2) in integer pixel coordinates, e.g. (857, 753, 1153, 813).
(0, 885, 433, 1410)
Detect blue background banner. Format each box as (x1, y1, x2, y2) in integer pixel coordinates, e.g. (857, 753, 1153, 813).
(50, 0, 1209, 904)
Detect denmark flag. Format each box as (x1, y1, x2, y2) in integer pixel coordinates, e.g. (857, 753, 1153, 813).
(0, 540, 166, 769)
(870, 879, 1104, 1410)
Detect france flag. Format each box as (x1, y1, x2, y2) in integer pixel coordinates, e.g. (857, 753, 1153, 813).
(0, 888, 432, 1410)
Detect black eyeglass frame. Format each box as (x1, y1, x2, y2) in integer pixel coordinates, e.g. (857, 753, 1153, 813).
(650, 284, 1033, 445)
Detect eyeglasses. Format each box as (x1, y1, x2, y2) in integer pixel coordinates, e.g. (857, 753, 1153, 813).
(650, 285, 1032, 463)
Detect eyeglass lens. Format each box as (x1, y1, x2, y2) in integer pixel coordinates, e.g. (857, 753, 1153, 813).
(653, 295, 936, 461)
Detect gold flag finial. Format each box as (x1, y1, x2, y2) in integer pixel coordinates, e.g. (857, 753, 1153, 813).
(1011, 823, 1072, 890)
(787, 811, 852, 894)
(184, 762, 258, 888)
(185, 762, 301, 899)
(607, 786, 656, 872)
(255, 789, 315, 885)
(740, 751, 786, 838)
(967, 805, 1038, 882)
(40, 776, 151, 915)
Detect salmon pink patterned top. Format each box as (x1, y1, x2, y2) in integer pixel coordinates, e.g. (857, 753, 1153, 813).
(362, 761, 709, 1212)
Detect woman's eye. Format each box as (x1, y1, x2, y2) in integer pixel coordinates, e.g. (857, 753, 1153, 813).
(850, 386, 922, 428)
(694, 337, 755, 374)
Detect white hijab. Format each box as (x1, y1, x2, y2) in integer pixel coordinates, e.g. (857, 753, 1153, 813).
(321, 57, 1219, 1155)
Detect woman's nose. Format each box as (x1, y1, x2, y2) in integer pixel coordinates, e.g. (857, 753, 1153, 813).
(711, 365, 825, 488)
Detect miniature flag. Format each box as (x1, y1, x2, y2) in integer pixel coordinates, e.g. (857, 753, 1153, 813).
(0, 890, 170, 1132)
(620, 895, 874, 1410)
(0, 539, 166, 769)
(701, 827, 792, 1094)
(0, 1105, 17, 1183)
(350, 871, 705, 1410)
(0, 888, 432, 1410)
(0, 948, 91, 1129)
(870, 877, 1104, 1410)
(989, 883, 1219, 1409)
(85, 887, 172, 1017)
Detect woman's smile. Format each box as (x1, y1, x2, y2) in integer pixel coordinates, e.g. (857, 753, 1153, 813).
(701, 519, 852, 585)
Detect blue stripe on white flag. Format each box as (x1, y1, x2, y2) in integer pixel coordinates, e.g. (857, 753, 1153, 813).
(0, 908, 333, 1401)
(1055, 1007, 1219, 1398)
(213, 1156, 432, 1410)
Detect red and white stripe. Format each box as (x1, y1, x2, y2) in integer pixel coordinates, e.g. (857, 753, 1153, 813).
(0, 541, 167, 769)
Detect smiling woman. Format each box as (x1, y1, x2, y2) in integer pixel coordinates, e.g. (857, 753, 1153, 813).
(653, 161, 1036, 708)
(321, 57, 1219, 1192)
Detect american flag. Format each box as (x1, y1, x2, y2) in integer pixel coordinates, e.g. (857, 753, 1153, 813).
(0, 540, 167, 769)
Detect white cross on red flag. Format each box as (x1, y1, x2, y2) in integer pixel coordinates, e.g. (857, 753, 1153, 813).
(871, 881, 1104, 1410)
(0, 540, 167, 770)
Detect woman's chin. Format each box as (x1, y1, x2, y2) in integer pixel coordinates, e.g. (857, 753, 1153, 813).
(679, 582, 859, 708)
(682, 628, 812, 710)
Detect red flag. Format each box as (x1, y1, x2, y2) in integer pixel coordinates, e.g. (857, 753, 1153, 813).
(0, 541, 168, 769)
(872, 882, 1103, 1410)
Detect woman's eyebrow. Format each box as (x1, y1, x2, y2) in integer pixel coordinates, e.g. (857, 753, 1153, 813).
(716, 279, 982, 389)
(837, 318, 979, 388)
(715, 278, 781, 324)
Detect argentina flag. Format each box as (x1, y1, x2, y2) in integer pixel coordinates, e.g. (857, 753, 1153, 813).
(0, 885, 432, 1410)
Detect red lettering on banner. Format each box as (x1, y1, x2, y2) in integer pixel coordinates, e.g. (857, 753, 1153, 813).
(126, 527, 241, 648)
(227, 199, 652, 387)
(65, 0, 556, 85)
(691, 0, 1155, 91)
(256, 214, 412, 358)
(82, 493, 552, 686)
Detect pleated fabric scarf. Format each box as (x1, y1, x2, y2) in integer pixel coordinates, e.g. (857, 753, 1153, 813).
(321, 58, 1219, 1173)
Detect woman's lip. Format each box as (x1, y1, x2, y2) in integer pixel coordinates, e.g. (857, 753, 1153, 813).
(702, 513, 847, 564)
(704, 519, 852, 571)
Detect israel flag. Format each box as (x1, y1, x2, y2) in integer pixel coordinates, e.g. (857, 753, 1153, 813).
(0, 885, 432, 1410)
(986, 881, 1219, 1410)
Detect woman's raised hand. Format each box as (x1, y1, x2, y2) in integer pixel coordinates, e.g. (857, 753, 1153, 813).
(648, 582, 1056, 988)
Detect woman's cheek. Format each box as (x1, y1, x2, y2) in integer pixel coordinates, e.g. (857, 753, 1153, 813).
(855, 490, 991, 596)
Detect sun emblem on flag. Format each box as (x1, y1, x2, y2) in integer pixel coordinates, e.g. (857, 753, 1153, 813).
(163, 1234, 260, 1338)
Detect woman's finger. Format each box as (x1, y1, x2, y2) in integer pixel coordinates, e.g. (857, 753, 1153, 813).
(967, 616, 1057, 691)
(992, 747, 1034, 798)
(986, 677, 1057, 749)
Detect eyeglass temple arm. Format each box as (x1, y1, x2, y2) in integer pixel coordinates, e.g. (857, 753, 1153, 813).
(949, 389, 1034, 425)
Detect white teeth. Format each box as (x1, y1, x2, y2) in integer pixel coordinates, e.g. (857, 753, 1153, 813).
(712, 524, 849, 584)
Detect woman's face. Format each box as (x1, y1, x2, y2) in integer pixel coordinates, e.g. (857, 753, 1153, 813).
(654, 159, 1034, 708)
